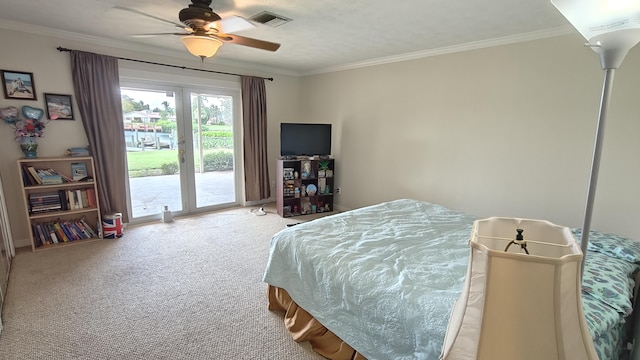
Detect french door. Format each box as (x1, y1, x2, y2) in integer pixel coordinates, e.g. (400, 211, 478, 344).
(120, 83, 241, 222)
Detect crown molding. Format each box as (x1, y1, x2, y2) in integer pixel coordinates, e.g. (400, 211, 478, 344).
(0, 19, 576, 78)
(302, 26, 575, 76)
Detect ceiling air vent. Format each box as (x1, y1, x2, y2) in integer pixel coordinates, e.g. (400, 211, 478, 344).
(250, 11, 292, 27)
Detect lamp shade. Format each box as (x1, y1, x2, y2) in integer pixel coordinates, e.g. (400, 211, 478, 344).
(551, 0, 640, 69)
(440, 217, 598, 360)
(180, 36, 223, 59)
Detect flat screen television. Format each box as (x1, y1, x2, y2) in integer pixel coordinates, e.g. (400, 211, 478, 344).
(280, 123, 332, 156)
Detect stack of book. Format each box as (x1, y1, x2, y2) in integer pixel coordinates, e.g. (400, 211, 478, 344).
(21, 166, 73, 186)
(29, 192, 62, 213)
(31, 217, 99, 247)
(68, 147, 90, 157)
(28, 188, 97, 214)
(63, 188, 97, 210)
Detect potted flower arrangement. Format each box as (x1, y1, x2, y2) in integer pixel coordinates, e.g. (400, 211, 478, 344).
(0, 105, 54, 158)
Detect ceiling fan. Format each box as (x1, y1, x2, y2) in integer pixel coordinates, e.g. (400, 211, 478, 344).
(115, 0, 281, 60)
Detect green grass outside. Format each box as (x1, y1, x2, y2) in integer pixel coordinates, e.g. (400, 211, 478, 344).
(127, 150, 180, 171)
(127, 149, 225, 177)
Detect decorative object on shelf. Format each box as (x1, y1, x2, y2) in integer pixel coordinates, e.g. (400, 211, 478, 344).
(20, 137, 38, 159)
(283, 168, 294, 180)
(301, 161, 311, 179)
(441, 217, 597, 360)
(44, 93, 74, 120)
(1, 105, 55, 158)
(306, 184, 317, 196)
(318, 178, 326, 194)
(1, 70, 37, 100)
(318, 160, 330, 171)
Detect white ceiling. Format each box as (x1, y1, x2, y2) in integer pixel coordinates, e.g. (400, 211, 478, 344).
(0, 0, 574, 76)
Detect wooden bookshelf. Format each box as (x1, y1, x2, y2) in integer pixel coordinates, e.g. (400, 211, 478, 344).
(17, 156, 102, 251)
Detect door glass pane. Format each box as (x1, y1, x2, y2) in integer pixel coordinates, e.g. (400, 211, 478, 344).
(121, 88, 182, 218)
(190, 93, 236, 208)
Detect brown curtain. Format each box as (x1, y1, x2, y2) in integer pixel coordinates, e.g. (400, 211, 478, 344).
(241, 76, 270, 201)
(69, 50, 129, 223)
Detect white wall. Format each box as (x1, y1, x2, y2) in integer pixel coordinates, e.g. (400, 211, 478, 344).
(2, 27, 639, 248)
(301, 34, 640, 241)
(0, 28, 301, 248)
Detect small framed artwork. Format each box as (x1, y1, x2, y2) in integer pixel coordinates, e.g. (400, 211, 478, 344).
(44, 93, 74, 120)
(1, 70, 37, 100)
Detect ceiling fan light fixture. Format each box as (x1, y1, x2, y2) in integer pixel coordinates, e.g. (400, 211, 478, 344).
(180, 36, 223, 59)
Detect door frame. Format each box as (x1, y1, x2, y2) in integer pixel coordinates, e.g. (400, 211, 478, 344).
(180, 87, 244, 213)
(119, 68, 245, 223)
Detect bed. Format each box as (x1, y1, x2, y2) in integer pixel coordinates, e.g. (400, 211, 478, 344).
(263, 199, 640, 360)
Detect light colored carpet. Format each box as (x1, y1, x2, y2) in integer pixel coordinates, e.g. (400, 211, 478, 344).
(0, 205, 328, 359)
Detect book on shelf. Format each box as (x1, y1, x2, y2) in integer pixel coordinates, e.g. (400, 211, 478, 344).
(34, 223, 46, 246)
(31, 224, 42, 247)
(63, 220, 85, 240)
(29, 192, 62, 213)
(21, 166, 34, 186)
(52, 222, 70, 242)
(59, 221, 77, 241)
(26, 166, 42, 185)
(57, 190, 69, 211)
(71, 162, 88, 181)
(80, 190, 89, 208)
(85, 188, 97, 208)
(21, 166, 72, 186)
(45, 223, 59, 244)
(75, 189, 84, 208)
(68, 147, 90, 157)
(39, 174, 63, 185)
(71, 220, 91, 239)
(36, 169, 63, 185)
(79, 218, 98, 238)
(30, 205, 62, 213)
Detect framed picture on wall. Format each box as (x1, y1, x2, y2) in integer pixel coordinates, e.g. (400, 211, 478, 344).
(1, 70, 37, 100)
(44, 93, 74, 120)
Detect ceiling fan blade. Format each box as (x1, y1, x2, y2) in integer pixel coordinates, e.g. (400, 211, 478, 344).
(212, 16, 255, 34)
(217, 34, 281, 52)
(131, 33, 192, 38)
(113, 5, 184, 29)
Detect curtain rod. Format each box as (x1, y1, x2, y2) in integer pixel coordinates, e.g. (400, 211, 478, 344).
(56, 46, 274, 81)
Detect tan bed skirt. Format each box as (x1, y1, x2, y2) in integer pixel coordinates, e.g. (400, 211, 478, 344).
(267, 285, 366, 360)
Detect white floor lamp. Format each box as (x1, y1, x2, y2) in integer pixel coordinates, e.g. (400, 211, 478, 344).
(550, 0, 640, 276)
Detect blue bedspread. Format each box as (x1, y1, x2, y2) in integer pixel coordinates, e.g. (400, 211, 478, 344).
(263, 199, 636, 360)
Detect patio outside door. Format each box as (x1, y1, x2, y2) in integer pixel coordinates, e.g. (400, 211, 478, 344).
(121, 85, 240, 222)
